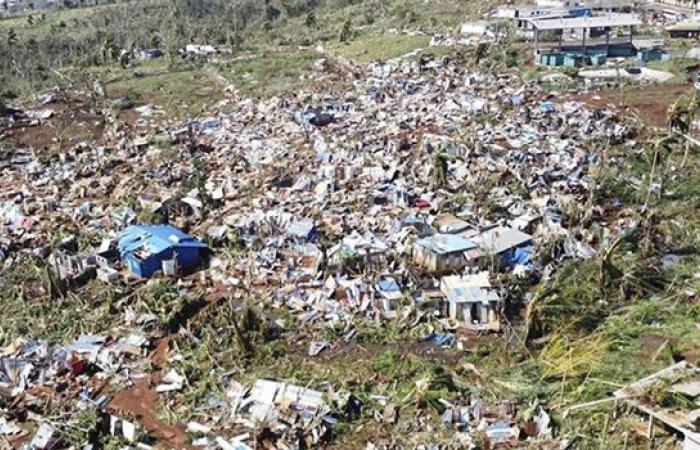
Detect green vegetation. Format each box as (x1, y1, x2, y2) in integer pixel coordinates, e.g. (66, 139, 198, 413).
(109, 66, 223, 118)
(0, 257, 203, 344)
(328, 32, 430, 62)
(217, 49, 318, 98)
(0, 0, 492, 97)
(647, 57, 698, 83)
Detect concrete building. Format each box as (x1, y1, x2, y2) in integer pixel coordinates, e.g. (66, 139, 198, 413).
(493, 0, 635, 33)
(440, 272, 501, 331)
(667, 19, 700, 37)
(654, 0, 698, 12)
(526, 13, 642, 59)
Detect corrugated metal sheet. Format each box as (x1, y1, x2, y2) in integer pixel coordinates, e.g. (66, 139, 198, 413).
(415, 234, 476, 255)
(117, 224, 206, 257)
(473, 226, 532, 255)
(528, 13, 640, 30)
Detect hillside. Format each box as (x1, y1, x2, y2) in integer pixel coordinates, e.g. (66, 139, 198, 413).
(2, 1, 700, 449)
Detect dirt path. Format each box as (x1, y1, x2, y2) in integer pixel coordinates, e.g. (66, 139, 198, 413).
(108, 335, 195, 449)
(106, 293, 227, 449)
(108, 378, 193, 449)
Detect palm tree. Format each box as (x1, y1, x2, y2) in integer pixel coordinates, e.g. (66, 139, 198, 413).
(433, 152, 449, 188)
(339, 19, 353, 42)
(305, 11, 316, 28)
(473, 42, 488, 64)
(7, 29, 17, 46)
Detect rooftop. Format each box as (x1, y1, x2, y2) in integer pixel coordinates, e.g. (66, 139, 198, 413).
(667, 20, 700, 31)
(526, 13, 641, 30)
(415, 233, 477, 255)
(117, 224, 206, 257)
(440, 273, 499, 304)
(474, 226, 533, 255)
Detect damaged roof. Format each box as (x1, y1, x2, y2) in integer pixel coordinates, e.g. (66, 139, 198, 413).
(117, 224, 207, 256)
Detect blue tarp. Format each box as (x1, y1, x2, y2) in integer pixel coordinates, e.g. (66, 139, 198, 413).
(568, 7, 591, 17)
(377, 278, 400, 292)
(511, 245, 534, 265)
(500, 245, 534, 267)
(539, 101, 556, 113)
(117, 224, 207, 278)
(424, 332, 456, 347)
(141, 49, 164, 59)
(118, 224, 206, 256)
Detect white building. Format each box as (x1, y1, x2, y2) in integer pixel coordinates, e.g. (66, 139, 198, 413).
(440, 272, 501, 331)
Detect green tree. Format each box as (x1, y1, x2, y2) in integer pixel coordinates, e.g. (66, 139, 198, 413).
(6, 28, 17, 46)
(305, 11, 316, 28)
(339, 19, 353, 42)
(473, 42, 488, 64)
(433, 153, 448, 188)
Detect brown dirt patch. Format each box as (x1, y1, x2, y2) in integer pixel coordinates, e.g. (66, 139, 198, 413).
(108, 379, 193, 449)
(683, 348, 700, 364)
(4, 98, 105, 152)
(570, 83, 693, 128)
(151, 336, 171, 369)
(106, 293, 225, 448)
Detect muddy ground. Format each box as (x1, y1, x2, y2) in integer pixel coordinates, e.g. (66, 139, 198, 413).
(571, 83, 693, 129)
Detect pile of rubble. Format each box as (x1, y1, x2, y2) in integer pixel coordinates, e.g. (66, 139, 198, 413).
(0, 51, 640, 448)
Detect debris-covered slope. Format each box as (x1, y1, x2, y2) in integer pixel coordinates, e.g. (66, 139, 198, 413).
(2, 2, 700, 450)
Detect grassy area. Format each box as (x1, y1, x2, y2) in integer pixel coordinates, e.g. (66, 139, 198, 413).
(217, 49, 318, 98)
(0, 2, 121, 35)
(646, 57, 698, 83)
(107, 64, 224, 119)
(0, 0, 491, 97)
(168, 327, 468, 447)
(328, 33, 431, 63)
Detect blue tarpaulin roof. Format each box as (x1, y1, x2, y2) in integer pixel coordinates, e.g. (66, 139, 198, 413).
(511, 245, 534, 265)
(377, 278, 400, 292)
(568, 7, 591, 17)
(118, 224, 206, 257)
(539, 101, 556, 113)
